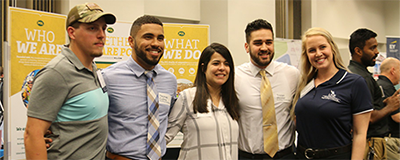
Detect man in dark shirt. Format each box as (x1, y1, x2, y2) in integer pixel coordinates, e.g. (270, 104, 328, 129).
(348, 28, 400, 160)
(377, 57, 400, 160)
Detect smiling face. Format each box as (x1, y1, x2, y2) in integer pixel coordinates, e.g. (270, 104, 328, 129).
(129, 23, 165, 70)
(245, 29, 274, 69)
(70, 17, 107, 58)
(205, 52, 230, 89)
(305, 35, 337, 72)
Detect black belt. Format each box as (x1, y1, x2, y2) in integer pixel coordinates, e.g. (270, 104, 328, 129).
(368, 133, 389, 138)
(239, 145, 294, 159)
(297, 144, 352, 159)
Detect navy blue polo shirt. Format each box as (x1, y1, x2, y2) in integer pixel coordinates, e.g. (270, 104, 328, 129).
(295, 69, 373, 149)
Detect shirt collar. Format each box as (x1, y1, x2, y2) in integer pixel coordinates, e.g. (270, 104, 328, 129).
(301, 69, 347, 98)
(350, 60, 371, 75)
(62, 47, 96, 72)
(126, 56, 160, 78)
(378, 75, 393, 85)
(323, 69, 347, 85)
(249, 61, 275, 77)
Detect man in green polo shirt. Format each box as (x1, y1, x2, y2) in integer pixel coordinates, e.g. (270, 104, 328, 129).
(24, 3, 116, 159)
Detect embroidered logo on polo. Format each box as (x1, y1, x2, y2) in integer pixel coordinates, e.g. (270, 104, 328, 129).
(321, 90, 340, 103)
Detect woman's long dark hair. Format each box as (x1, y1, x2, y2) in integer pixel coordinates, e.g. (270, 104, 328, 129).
(192, 43, 239, 120)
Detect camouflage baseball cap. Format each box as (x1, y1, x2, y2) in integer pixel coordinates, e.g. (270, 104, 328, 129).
(66, 2, 116, 29)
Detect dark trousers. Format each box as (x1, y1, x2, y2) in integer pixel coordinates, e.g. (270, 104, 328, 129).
(239, 153, 296, 160)
(239, 146, 296, 160)
(106, 148, 179, 160)
(296, 151, 351, 159)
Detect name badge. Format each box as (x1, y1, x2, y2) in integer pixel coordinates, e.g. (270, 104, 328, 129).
(96, 70, 107, 93)
(275, 94, 286, 101)
(159, 93, 171, 106)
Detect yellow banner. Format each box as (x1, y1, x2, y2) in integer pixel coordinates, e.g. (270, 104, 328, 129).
(161, 23, 209, 92)
(8, 7, 66, 158)
(10, 8, 66, 95)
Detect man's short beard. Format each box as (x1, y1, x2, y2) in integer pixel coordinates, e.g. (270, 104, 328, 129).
(250, 50, 273, 67)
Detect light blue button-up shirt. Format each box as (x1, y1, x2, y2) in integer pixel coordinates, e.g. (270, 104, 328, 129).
(102, 56, 177, 159)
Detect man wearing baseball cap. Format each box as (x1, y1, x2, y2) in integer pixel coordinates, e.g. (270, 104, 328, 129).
(24, 3, 116, 159)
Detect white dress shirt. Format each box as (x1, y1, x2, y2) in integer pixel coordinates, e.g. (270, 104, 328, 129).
(235, 61, 300, 154)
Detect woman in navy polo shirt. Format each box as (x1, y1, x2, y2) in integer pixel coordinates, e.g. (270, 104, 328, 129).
(292, 27, 373, 159)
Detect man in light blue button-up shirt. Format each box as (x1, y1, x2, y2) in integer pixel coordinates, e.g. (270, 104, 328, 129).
(102, 15, 177, 160)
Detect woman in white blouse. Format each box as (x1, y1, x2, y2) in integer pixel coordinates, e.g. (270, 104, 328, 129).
(165, 42, 240, 160)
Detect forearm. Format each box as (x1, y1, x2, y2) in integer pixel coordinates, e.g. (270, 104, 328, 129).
(24, 133, 47, 159)
(165, 124, 181, 144)
(351, 133, 366, 160)
(352, 112, 371, 160)
(370, 107, 392, 123)
(24, 117, 52, 160)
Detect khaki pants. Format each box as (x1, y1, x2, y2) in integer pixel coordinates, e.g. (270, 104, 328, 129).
(364, 137, 387, 160)
(385, 137, 400, 160)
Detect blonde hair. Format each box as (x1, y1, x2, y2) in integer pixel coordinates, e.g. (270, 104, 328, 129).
(290, 27, 347, 119)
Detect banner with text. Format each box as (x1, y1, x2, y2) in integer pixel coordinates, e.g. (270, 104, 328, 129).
(95, 21, 132, 69)
(7, 7, 66, 159)
(387, 36, 400, 60)
(96, 22, 210, 92)
(161, 23, 209, 93)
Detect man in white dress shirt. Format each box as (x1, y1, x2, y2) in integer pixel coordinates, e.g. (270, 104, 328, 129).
(235, 19, 300, 159)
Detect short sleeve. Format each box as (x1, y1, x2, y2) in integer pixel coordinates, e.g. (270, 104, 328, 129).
(351, 76, 373, 115)
(27, 68, 69, 122)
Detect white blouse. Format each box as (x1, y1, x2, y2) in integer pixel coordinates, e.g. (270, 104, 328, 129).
(166, 87, 239, 160)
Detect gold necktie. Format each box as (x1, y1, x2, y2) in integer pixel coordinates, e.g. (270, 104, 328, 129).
(260, 70, 279, 157)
